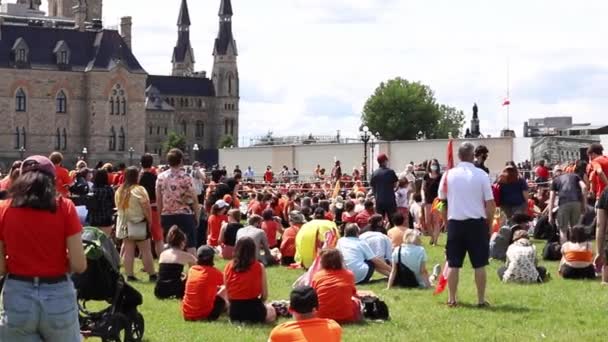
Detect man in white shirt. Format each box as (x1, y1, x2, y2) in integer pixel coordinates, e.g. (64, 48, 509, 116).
(438, 142, 495, 308)
(243, 166, 255, 182)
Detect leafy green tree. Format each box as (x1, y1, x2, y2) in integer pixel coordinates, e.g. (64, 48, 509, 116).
(163, 131, 186, 153)
(219, 135, 235, 148)
(361, 78, 465, 140)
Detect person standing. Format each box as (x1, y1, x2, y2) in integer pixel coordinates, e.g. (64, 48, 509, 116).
(588, 143, 608, 202)
(49, 152, 73, 198)
(438, 142, 495, 307)
(331, 161, 342, 182)
(496, 165, 529, 219)
(548, 165, 586, 244)
(473, 145, 490, 175)
(595, 188, 608, 284)
(264, 166, 274, 184)
(243, 166, 255, 182)
(139, 154, 164, 257)
(156, 149, 200, 255)
(370, 153, 399, 224)
(0, 155, 86, 341)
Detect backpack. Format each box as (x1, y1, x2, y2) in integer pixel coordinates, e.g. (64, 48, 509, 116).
(394, 247, 420, 288)
(360, 295, 390, 320)
(542, 242, 562, 261)
(69, 176, 89, 196)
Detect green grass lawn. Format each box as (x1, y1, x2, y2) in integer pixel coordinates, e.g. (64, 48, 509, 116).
(93, 237, 608, 342)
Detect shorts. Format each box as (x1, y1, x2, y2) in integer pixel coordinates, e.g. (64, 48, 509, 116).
(150, 208, 163, 242)
(281, 256, 295, 266)
(561, 265, 596, 279)
(161, 214, 196, 248)
(185, 296, 226, 322)
(446, 218, 490, 269)
(557, 202, 582, 234)
(358, 260, 376, 284)
(228, 298, 267, 323)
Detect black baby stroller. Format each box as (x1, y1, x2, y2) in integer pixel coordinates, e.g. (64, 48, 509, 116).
(72, 227, 145, 342)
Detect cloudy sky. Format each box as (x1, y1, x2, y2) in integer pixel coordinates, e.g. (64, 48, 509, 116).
(42, 1, 608, 144)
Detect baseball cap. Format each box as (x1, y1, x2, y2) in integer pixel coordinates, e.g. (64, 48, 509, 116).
(289, 286, 318, 314)
(377, 153, 389, 164)
(215, 199, 229, 209)
(197, 245, 215, 263)
(21, 155, 56, 177)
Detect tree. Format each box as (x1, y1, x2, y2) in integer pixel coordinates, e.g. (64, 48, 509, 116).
(361, 78, 465, 140)
(219, 135, 235, 149)
(163, 131, 186, 153)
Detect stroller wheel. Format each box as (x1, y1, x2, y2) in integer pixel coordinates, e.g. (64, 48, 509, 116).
(102, 313, 129, 342)
(127, 312, 145, 342)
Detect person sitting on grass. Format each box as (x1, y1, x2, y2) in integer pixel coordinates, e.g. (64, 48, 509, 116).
(311, 249, 362, 324)
(559, 225, 596, 279)
(359, 214, 393, 263)
(498, 230, 548, 283)
(207, 200, 229, 248)
(236, 215, 275, 266)
(295, 208, 339, 269)
(182, 246, 227, 321)
(262, 208, 283, 249)
(219, 209, 243, 260)
(355, 200, 375, 229)
(224, 237, 277, 324)
(280, 211, 306, 266)
(490, 213, 531, 261)
(336, 224, 392, 284)
(155, 226, 197, 299)
(387, 229, 439, 289)
(387, 212, 413, 249)
(269, 286, 342, 342)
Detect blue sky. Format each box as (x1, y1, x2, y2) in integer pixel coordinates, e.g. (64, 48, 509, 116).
(42, 0, 608, 142)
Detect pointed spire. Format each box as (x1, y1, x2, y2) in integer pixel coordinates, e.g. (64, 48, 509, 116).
(219, 0, 233, 17)
(177, 0, 191, 27)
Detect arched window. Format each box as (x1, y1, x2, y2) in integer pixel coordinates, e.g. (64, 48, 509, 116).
(121, 98, 127, 115)
(149, 125, 153, 135)
(62, 128, 67, 150)
(109, 84, 127, 116)
(195, 121, 204, 138)
(15, 127, 20, 150)
(228, 74, 233, 95)
(109, 98, 114, 115)
(55, 128, 61, 150)
(16, 88, 26, 112)
(56, 90, 67, 113)
(182, 121, 187, 136)
(118, 127, 126, 151)
(109, 127, 116, 151)
(21, 127, 26, 149)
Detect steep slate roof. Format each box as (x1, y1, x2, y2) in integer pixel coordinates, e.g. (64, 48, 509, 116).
(177, 0, 191, 26)
(219, 0, 233, 16)
(0, 24, 145, 72)
(172, 30, 192, 63)
(146, 75, 215, 97)
(214, 21, 237, 56)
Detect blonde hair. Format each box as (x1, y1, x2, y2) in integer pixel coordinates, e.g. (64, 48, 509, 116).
(403, 229, 421, 245)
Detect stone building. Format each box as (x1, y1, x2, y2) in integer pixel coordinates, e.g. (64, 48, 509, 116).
(530, 136, 600, 165)
(0, 0, 239, 169)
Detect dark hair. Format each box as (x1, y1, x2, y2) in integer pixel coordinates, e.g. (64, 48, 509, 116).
(569, 225, 588, 244)
(118, 163, 127, 170)
(233, 237, 257, 273)
(319, 200, 330, 213)
(392, 212, 405, 226)
(49, 152, 63, 165)
(344, 223, 359, 237)
(141, 154, 154, 169)
(167, 148, 184, 167)
(319, 249, 344, 270)
(474, 145, 489, 157)
(262, 208, 274, 221)
(364, 200, 374, 210)
(588, 143, 604, 156)
(123, 167, 140, 187)
(427, 159, 440, 174)
(344, 200, 355, 212)
(498, 166, 519, 184)
(9, 171, 57, 212)
(362, 214, 385, 234)
(413, 193, 422, 202)
(93, 169, 109, 188)
(313, 207, 326, 220)
(166, 226, 186, 248)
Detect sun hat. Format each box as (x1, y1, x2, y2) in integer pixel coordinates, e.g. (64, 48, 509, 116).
(20, 155, 56, 177)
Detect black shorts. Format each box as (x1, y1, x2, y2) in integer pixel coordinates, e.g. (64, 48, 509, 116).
(229, 298, 267, 323)
(161, 214, 197, 248)
(281, 256, 295, 266)
(358, 260, 376, 284)
(561, 265, 596, 279)
(446, 219, 489, 269)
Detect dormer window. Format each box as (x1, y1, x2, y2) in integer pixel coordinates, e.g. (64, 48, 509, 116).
(59, 51, 68, 64)
(53, 40, 70, 67)
(12, 38, 29, 67)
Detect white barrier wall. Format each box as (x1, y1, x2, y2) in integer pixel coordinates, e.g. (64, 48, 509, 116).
(219, 137, 515, 176)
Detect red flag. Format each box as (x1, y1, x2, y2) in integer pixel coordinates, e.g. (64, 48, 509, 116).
(446, 139, 454, 170)
(502, 98, 511, 106)
(433, 261, 450, 295)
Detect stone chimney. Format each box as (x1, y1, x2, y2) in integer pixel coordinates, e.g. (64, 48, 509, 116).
(73, 3, 86, 32)
(120, 16, 132, 49)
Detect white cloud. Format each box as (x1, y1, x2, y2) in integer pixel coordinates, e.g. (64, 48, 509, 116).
(39, 0, 608, 141)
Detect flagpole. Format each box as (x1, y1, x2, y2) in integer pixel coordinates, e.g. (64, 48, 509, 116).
(506, 58, 510, 131)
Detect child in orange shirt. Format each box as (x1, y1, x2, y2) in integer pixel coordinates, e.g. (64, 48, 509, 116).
(207, 201, 229, 247)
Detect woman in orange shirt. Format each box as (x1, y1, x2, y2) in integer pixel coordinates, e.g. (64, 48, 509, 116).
(262, 209, 283, 249)
(559, 225, 595, 279)
(311, 248, 362, 324)
(224, 237, 277, 323)
(207, 201, 229, 247)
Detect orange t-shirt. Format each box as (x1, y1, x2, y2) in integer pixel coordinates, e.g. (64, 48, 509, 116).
(280, 226, 299, 258)
(262, 219, 281, 248)
(207, 214, 228, 247)
(268, 318, 342, 342)
(224, 260, 263, 300)
(590, 156, 608, 199)
(182, 265, 224, 320)
(54, 165, 72, 197)
(311, 269, 358, 323)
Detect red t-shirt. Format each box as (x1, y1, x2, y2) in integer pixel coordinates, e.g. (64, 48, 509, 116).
(342, 212, 357, 224)
(536, 166, 549, 179)
(264, 170, 274, 183)
(355, 210, 372, 229)
(262, 220, 281, 248)
(250, 202, 267, 216)
(312, 269, 358, 323)
(224, 260, 263, 300)
(182, 265, 224, 320)
(0, 197, 82, 277)
(590, 156, 608, 199)
(55, 165, 72, 197)
(280, 226, 300, 258)
(207, 214, 228, 247)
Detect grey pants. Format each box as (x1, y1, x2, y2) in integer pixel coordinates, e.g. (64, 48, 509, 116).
(557, 202, 582, 235)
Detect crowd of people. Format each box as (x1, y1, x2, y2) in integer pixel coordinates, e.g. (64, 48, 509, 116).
(1, 140, 608, 341)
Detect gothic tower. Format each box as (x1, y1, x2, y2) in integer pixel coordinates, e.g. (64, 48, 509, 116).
(171, 0, 195, 76)
(48, 0, 102, 21)
(212, 0, 239, 146)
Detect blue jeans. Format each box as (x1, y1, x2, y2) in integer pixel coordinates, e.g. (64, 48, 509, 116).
(0, 278, 80, 342)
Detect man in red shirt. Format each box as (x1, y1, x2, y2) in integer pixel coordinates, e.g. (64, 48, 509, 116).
(588, 143, 608, 200)
(264, 166, 274, 183)
(49, 152, 73, 197)
(535, 160, 550, 183)
(355, 200, 375, 229)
